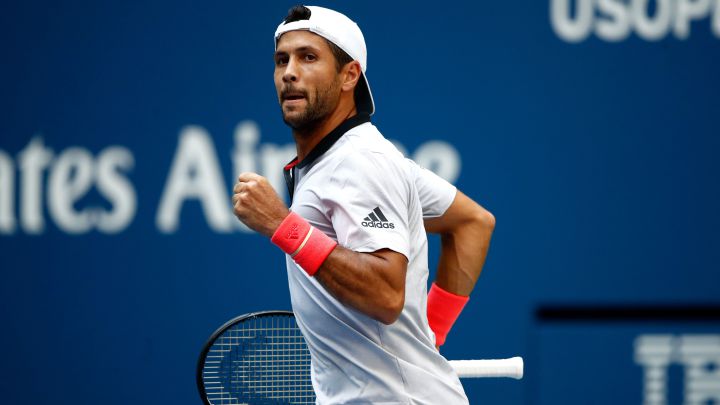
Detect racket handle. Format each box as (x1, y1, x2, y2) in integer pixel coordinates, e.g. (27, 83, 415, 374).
(449, 357, 524, 379)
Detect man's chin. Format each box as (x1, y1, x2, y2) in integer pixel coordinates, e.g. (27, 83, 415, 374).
(282, 111, 303, 127)
(283, 112, 324, 133)
(282, 113, 309, 131)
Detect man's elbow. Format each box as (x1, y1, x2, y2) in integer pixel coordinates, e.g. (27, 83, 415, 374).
(375, 291, 405, 325)
(474, 206, 495, 234)
(481, 209, 496, 231)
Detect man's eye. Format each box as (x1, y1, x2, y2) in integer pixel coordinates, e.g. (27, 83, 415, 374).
(276, 57, 288, 66)
(305, 54, 317, 61)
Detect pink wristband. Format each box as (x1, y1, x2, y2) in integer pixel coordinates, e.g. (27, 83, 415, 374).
(427, 283, 469, 346)
(271, 212, 337, 276)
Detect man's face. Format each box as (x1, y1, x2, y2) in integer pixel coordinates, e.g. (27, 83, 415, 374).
(274, 30, 343, 132)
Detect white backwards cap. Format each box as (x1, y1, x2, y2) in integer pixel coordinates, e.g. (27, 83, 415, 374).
(275, 6, 375, 115)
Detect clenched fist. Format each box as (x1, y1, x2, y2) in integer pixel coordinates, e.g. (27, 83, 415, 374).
(232, 172, 290, 237)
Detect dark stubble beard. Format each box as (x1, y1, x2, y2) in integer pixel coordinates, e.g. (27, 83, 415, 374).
(281, 77, 342, 134)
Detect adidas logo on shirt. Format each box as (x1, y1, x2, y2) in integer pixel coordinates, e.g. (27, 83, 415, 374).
(361, 207, 395, 229)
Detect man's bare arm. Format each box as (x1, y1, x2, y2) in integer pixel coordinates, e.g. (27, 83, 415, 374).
(424, 190, 495, 296)
(232, 172, 407, 325)
(315, 247, 407, 325)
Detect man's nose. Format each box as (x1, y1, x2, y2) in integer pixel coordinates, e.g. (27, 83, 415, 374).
(283, 58, 298, 83)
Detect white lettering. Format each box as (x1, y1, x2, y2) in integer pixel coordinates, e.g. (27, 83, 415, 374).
(413, 141, 461, 183)
(635, 334, 720, 404)
(551, 0, 594, 43)
(597, 0, 633, 41)
(233, 121, 259, 177)
(0, 150, 15, 234)
(17, 137, 53, 234)
(552, 0, 720, 42)
(47, 148, 94, 234)
(675, 0, 712, 39)
(635, 335, 674, 404)
(5, 123, 464, 235)
(156, 126, 234, 233)
(95, 147, 136, 234)
(633, 0, 674, 40)
(231, 121, 259, 233)
(679, 335, 720, 404)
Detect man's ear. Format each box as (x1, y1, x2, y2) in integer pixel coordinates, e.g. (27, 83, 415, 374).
(341, 61, 362, 92)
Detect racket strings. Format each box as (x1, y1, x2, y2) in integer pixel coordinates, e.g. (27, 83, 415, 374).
(202, 314, 316, 404)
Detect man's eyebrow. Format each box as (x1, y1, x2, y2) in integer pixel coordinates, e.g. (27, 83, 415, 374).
(275, 45, 321, 57)
(294, 46, 319, 53)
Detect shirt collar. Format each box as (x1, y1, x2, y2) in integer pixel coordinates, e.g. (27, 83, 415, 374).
(283, 112, 371, 201)
(297, 112, 371, 169)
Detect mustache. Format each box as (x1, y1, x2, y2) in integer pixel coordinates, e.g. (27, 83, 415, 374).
(280, 86, 308, 101)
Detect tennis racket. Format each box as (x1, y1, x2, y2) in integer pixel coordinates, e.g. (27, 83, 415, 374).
(196, 310, 523, 405)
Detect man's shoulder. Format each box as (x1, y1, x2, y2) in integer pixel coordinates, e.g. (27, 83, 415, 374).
(304, 122, 411, 190)
(339, 123, 404, 163)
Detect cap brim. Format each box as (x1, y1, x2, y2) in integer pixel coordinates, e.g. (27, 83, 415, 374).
(356, 72, 375, 116)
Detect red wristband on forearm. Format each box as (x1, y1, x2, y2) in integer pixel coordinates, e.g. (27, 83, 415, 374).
(427, 283, 469, 346)
(271, 212, 337, 276)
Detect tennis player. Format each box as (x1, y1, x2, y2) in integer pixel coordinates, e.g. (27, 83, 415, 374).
(232, 5, 495, 403)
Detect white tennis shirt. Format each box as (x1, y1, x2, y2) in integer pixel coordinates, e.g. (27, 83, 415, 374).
(284, 115, 469, 404)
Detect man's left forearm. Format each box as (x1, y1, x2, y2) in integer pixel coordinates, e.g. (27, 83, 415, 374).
(424, 191, 495, 296)
(424, 194, 494, 346)
(434, 215, 494, 295)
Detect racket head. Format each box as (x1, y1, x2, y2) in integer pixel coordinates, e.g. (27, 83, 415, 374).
(196, 310, 315, 405)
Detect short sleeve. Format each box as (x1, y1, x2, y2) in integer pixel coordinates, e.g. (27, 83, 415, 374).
(408, 159, 457, 218)
(322, 152, 411, 259)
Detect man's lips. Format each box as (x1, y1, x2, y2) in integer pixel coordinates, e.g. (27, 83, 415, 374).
(282, 91, 306, 102)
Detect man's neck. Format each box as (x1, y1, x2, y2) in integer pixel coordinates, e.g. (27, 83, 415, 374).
(293, 104, 357, 162)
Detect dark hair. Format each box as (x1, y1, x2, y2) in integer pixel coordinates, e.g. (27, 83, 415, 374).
(283, 5, 311, 23)
(282, 5, 354, 72)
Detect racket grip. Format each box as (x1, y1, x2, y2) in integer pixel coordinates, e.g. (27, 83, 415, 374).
(449, 357, 524, 379)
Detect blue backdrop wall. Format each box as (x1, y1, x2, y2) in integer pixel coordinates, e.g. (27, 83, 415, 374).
(1, 1, 719, 404)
